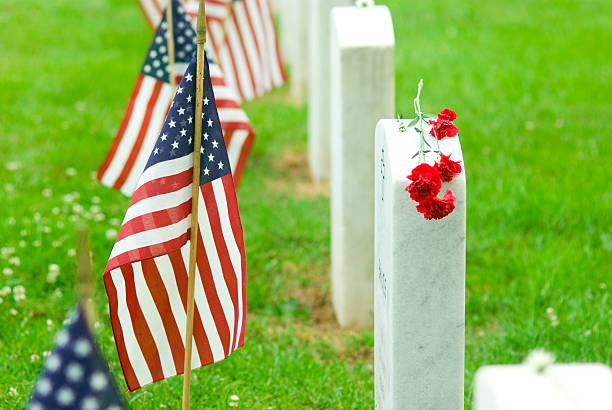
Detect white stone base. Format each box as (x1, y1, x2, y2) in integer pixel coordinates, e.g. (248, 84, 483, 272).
(474, 363, 612, 410)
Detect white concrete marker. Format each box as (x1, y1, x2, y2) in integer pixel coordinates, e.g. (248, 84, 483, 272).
(374, 120, 466, 409)
(280, 0, 310, 102)
(307, 0, 352, 181)
(474, 363, 612, 410)
(330, 6, 394, 328)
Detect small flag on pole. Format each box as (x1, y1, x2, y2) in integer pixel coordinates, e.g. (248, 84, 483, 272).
(103, 52, 247, 392)
(27, 306, 127, 410)
(98, 0, 254, 195)
(139, 0, 287, 101)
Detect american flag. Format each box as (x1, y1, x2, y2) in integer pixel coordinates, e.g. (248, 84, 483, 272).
(140, 0, 287, 101)
(103, 52, 247, 392)
(28, 306, 127, 410)
(98, 0, 254, 196)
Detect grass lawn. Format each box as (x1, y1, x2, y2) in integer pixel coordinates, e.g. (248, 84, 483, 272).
(1, 0, 611, 407)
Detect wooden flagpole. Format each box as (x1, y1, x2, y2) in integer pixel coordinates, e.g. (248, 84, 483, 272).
(167, 0, 177, 90)
(182, 0, 206, 408)
(77, 226, 97, 329)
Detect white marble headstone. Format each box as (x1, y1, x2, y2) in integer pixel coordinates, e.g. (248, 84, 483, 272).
(307, 0, 352, 181)
(374, 119, 466, 409)
(330, 6, 394, 328)
(280, 0, 310, 102)
(474, 363, 612, 410)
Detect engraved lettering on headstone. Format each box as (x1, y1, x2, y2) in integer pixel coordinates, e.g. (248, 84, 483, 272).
(378, 258, 387, 300)
(379, 147, 386, 202)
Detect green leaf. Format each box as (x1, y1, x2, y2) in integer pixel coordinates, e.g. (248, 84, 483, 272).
(423, 139, 431, 148)
(408, 118, 419, 127)
(411, 151, 420, 159)
(415, 127, 422, 133)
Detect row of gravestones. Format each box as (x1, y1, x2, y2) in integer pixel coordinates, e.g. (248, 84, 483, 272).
(271, 2, 612, 409)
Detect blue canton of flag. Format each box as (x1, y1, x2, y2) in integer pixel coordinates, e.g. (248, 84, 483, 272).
(143, 0, 196, 83)
(27, 306, 126, 410)
(146, 53, 232, 185)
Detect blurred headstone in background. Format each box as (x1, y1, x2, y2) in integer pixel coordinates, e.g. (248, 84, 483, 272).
(281, 0, 310, 102)
(330, 5, 394, 328)
(307, 0, 352, 181)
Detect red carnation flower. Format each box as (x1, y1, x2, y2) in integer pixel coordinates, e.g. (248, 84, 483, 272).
(429, 108, 458, 140)
(416, 190, 456, 220)
(438, 108, 457, 121)
(406, 163, 441, 202)
(434, 153, 462, 182)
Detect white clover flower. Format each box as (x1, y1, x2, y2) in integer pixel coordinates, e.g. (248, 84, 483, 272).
(52, 207, 60, 215)
(47, 264, 60, 283)
(0, 297, 3, 304)
(67, 248, 76, 256)
(1, 247, 15, 257)
(43, 350, 50, 357)
(56, 221, 64, 229)
(90, 205, 101, 214)
(9, 387, 17, 396)
(52, 241, 61, 248)
(13, 285, 26, 302)
(106, 229, 118, 240)
(6, 162, 21, 171)
(7, 217, 16, 225)
(8, 257, 20, 266)
(110, 218, 121, 226)
(34, 213, 41, 222)
(42, 188, 53, 197)
(230, 395, 239, 401)
(19, 240, 26, 248)
(47, 319, 54, 330)
(33, 240, 41, 247)
(20, 230, 28, 236)
(9, 308, 17, 315)
(94, 213, 105, 222)
(92, 196, 101, 204)
(72, 204, 83, 214)
(31, 354, 40, 362)
(66, 168, 77, 176)
(69, 215, 78, 222)
(5, 183, 15, 192)
(3, 267, 13, 276)
(0, 286, 11, 296)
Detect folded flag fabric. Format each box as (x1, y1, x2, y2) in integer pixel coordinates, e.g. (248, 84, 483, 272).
(103, 51, 247, 392)
(98, 0, 254, 196)
(140, 0, 287, 101)
(27, 306, 126, 410)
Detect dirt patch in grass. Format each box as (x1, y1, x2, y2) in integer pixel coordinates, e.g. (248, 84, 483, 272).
(268, 150, 330, 198)
(282, 261, 373, 365)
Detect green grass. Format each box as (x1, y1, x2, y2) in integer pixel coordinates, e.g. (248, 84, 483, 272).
(1, 0, 611, 407)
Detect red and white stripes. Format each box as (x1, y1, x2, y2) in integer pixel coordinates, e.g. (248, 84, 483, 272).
(104, 173, 246, 391)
